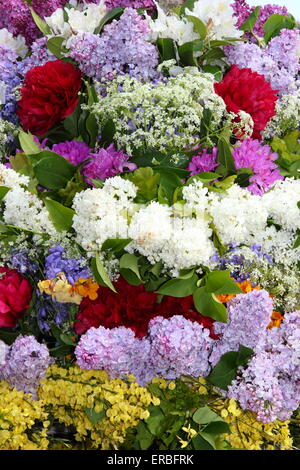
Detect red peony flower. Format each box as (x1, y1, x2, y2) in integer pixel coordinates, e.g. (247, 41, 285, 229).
(214, 65, 278, 140)
(0, 267, 32, 328)
(74, 277, 218, 339)
(17, 60, 82, 136)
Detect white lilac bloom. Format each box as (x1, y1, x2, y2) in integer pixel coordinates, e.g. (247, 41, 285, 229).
(145, 3, 198, 46)
(0, 28, 27, 58)
(0, 163, 29, 188)
(186, 0, 242, 40)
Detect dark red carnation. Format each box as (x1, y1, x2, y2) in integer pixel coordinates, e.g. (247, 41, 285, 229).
(74, 277, 217, 339)
(214, 65, 278, 140)
(0, 267, 32, 328)
(17, 60, 82, 136)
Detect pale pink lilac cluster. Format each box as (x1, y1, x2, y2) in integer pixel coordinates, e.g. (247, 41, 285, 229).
(225, 29, 300, 96)
(187, 147, 219, 175)
(69, 8, 159, 82)
(0, 335, 53, 398)
(232, 139, 283, 195)
(228, 312, 300, 422)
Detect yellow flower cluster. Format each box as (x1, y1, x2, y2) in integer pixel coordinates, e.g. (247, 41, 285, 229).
(38, 365, 159, 450)
(0, 381, 49, 450)
(215, 398, 293, 450)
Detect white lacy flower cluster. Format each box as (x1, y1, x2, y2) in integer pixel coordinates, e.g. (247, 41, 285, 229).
(89, 71, 226, 154)
(0, 120, 17, 157)
(71, 177, 300, 274)
(0, 166, 55, 234)
(263, 88, 300, 139)
(44, 0, 107, 47)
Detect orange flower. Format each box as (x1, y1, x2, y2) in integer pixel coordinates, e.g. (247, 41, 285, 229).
(216, 281, 260, 303)
(74, 278, 99, 301)
(268, 311, 283, 329)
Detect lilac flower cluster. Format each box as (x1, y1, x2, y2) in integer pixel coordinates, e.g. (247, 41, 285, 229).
(105, 0, 155, 9)
(209, 290, 273, 366)
(231, 1, 288, 40)
(75, 316, 214, 385)
(45, 245, 91, 285)
(84, 143, 136, 182)
(31, 0, 68, 19)
(0, 46, 26, 123)
(187, 147, 218, 175)
(225, 29, 300, 96)
(0, 335, 52, 398)
(69, 8, 159, 82)
(0, 0, 40, 45)
(22, 38, 56, 75)
(233, 139, 283, 195)
(228, 312, 300, 422)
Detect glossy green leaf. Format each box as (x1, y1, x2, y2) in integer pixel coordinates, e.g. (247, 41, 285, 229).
(18, 131, 40, 155)
(120, 253, 142, 281)
(193, 286, 227, 322)
(101, 238, 132, 253)
(263, 14, 296, 43)
(217, 138, 235, 172)
(0, 186, 10, 200)
(193, 406, 221, 425)
(156, 274, 199, 297)
(47, 36, 67, 59)
(157, 38, 177, 61)
(205, 270, 243, 295)
(240, 6, 260, 31)
(85, 407, 106, 425)
(186, 15, 206, 39)
(94, 7, 124, 34)
(30, 8, 51, 35)
(94, 252, 117, 292)
(44, 199, 75, 232)
(33, 151, 76, 190)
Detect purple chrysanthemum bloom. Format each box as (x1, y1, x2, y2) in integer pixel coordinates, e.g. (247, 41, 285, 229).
(148, 315, 213, 380)
(187, 147, 218, 175)
(83, 143, 136, 182)
(51, 140, 91, 166)
(45, 245, 91, 285)
(69, 8, 159, 82)
(233, 139, 283, 195)
(31, 0, 68, 18)
(210, 289, 273, 367)
(0, 335, 52, 398)
(75, 325, 151, 382)
(0, 0, 40, 45)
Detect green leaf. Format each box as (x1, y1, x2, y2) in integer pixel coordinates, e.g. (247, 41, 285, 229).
(33, 151, 76, 190)
(156, 274, 199, 297)
(100, 120, 116, 147)
(47, 36, 67, 59)
(180, 0, 197, 15)
(101, 238, 132, 254)
(178, 40, 199, 66)
(95, 252, 117, 292)
(186, 15, 206, 39)
(202, 421, 231, 435)
(135, 421, 155, 450)
(205, 270, 243, 295)
(207, 345, 254, 390)
(263, 14, 296, 43)
(0, 186, 10, 200)
(201, 47, 225, 62)
(217, 138, 235, 172)
(132, 151, 190, 170)
(50, 344, 74, 357)
(193, 406, 221, 425)
(127, 167, 159, 202)
(60, 334, 75, 346)
(293, 234, 300, 249)
(145, 406, 165, 436)
(0, 329, 19, 345)
(157, 169, 183, 204)
(198, 432, 217, 449)
(240, 6, 260, 32)
(30, 8, 51, 35)
(85, 407, 106, 425)
(94, 7, 124, 34)
(157, 38, 177, 61)
(193, 287, 228, 322)
(192, 434, 214, 450)
(44, 199, 75, 232)
(18, 131, 40, 155)
(119, 253, 142, 286)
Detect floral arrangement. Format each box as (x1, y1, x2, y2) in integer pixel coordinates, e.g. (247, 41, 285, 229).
(0, 0, 299, 451)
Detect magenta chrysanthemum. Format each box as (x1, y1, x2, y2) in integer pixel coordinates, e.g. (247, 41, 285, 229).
(187, 147, 218, 175)
(233, 139, 283, 195)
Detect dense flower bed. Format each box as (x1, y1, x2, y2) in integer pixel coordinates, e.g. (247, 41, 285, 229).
(0, 0, 299, 451)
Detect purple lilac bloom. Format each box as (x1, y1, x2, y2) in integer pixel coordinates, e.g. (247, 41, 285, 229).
(69, 8, 159, 82)
(0, 46, 26, 123)
(11, 250, 38, 274)
(148, 316, 213, 380)
(209, 289, 273, 367)
(233, 139, 283, 195)
(0, 0, 40, 45)
(31, 0, 68, 18)
(22, 38, 56, 75)
(187, 147, 218, 175)
(45, 245, 91, 285)
(83, 143, 136, 182)
(105, 0, 155, 10)
(0, 335, 52, 398)
(75, 325, 151, 382)
(52, 140, 91, 166)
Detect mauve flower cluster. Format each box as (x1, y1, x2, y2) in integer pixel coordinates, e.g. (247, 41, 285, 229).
(231, 1, 288, 40)
(0, 46, 26, 123)
(31, 0, 68, 18)
(187, 147, 218, 175)
(84, 143, 137, 182)
(69, 8, 159, 82)
(209, 289, 273, 366)
(228, 312, 300, 422)
(45, 245, 91, 285)
(75, 315, 214, 385)
(11, 250, 38, 274)
(22, 38, 56, 75)
(232, 138, 283, 195)
(51, 140, 90, 166)
(0, 335, 52, 398)
(105, 0, 155, 9)
(225, 29, 300, 96)
(0, 0, 40, 45)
